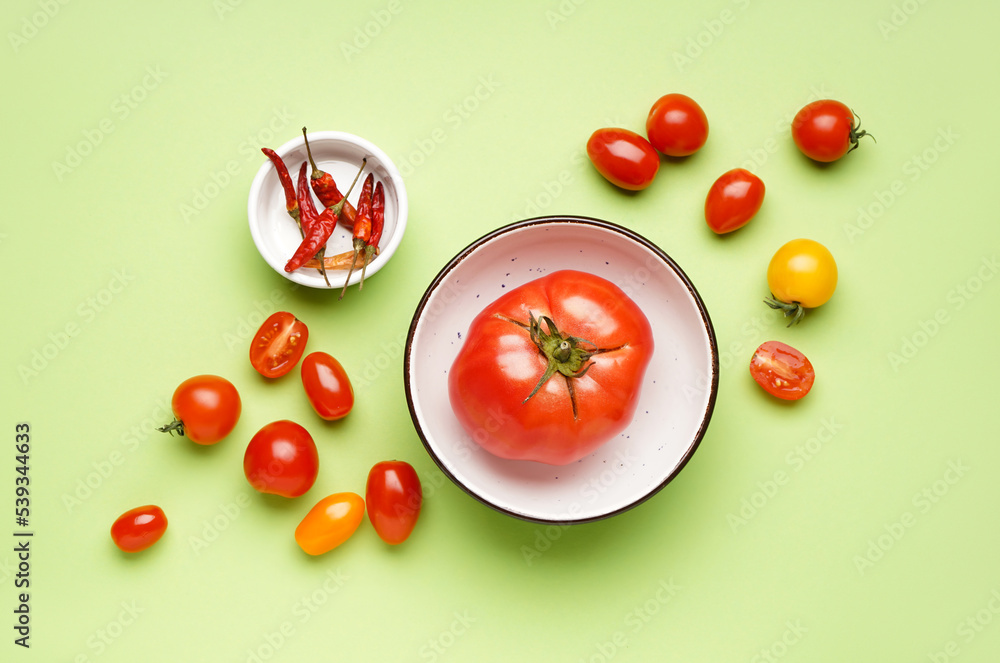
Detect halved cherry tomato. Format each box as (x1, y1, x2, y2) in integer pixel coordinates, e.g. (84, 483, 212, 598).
(791, 99, 872, 162)
(250, 312, 308, 378)
(243, 420, 319, 498)
(586, 128, 659, 191)
(645, 93, 709, 157)
(111, 505, 168, 553)
(705, 168, 765, 234)
(158, 375, 241, 444)
(295, 492, 365, 555)
(749, 341, 815, 400)
(301, 352, 354, 421)
(366, 461, 422, 545)
(765, 239, 838, 325)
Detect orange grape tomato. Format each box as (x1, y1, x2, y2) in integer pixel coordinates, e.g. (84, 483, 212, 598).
(294, 492, 365, 555)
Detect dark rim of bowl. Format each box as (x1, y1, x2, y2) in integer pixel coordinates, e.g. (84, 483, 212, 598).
(403, 216, 719, 525)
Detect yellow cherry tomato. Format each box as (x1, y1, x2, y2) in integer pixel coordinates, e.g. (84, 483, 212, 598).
(294, 492, 365, 556)
(765, 239, 837, 324)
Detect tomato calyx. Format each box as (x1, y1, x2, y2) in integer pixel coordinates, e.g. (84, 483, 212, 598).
(847, 110, 875, 154)
(156, 419, 186, 437)
(500, 312, 623, 419)
(763, 297, 806, 327)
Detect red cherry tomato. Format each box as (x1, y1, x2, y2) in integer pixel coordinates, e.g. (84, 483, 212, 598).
(111, 505, 168, 553)
(704, 168, 765, 234)
(791, 99, 872, 162)
(160, 375, 241, 444)
(301, 352, 354, 421)
(586, 128, 659, 191)
(366, 461, 422, 545)
(250, 312, 308, 378)
(749, 341, 815, 400)
(449, 270, 654, 465)
(645, 93, 709, 157)
(295, 492, 365, 556)
(243, 420, 319, 498)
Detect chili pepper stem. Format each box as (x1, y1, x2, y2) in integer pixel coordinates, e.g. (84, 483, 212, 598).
(316, 247, 331, 286)
(359, 243, 380, 290)
(339, 239, 365, 300)
(330, 158, 367, 218)
(330, 159, 366, 297)
(302, 127, 322, 177)
(358, 248, 376, 291)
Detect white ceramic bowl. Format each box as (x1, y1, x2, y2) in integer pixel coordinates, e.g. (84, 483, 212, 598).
(247, 131, 407, 289)
(405, 217, 718, 524)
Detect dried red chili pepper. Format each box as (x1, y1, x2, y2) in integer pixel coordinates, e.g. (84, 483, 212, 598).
(359, 181, 385, 288)
(303, 247, 377, 271)
(262, 148, 301, 235)
(302, 128, 358, 229)
(338, 173, 374, 300)
(285, 159, 367, 277)
(296, 162, 330, 286)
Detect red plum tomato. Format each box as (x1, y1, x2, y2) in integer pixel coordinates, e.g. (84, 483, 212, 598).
(161, 375, 241, 444)
(645, 93, 709, 157)
(366, 461, 422, 545)
(301, 352, 354, 421)
(250, 312, 308, 378)
(749, 341, 815, 400)
(243, 420, 319, 498)
(448, 270, 654, 465)
(586, 128, 659, 191)
(704, 168, 765, 234)
(111, 505, 168, 553)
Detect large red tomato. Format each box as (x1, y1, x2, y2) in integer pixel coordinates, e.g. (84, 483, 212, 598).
(448, 270, 654, 465)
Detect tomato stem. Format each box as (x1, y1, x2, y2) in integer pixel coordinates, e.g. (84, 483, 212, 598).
(156, 419, 186, 437)
(848, 110, 876, 153)
(764, 297, 806, 326)
(514, 313, 606, 419)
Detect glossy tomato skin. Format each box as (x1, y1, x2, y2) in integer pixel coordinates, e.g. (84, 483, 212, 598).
(169, 375, 241, 444)
(295, 492, 365, 555)
(586, 128, 659, 191)
(366, 461, 421, 545)
(244, 420, 319, 498)
(645, 93, 709, 157)
(111, 505, 168, 553)
(448, 270, 654, 465)
(250, 312, 308, 378)
(792, 99, 862, 162)
(750, 341, 815, 400)
(767, 239, 838, 308)
(705, 168, 765, 234)
(301, 352, 354, 420)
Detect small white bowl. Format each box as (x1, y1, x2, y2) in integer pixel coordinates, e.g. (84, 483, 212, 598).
(247, 131, 407, 289)
(404, 217, 719, 524)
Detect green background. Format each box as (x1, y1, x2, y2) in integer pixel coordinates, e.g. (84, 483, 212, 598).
(3, 0, 998, 660)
